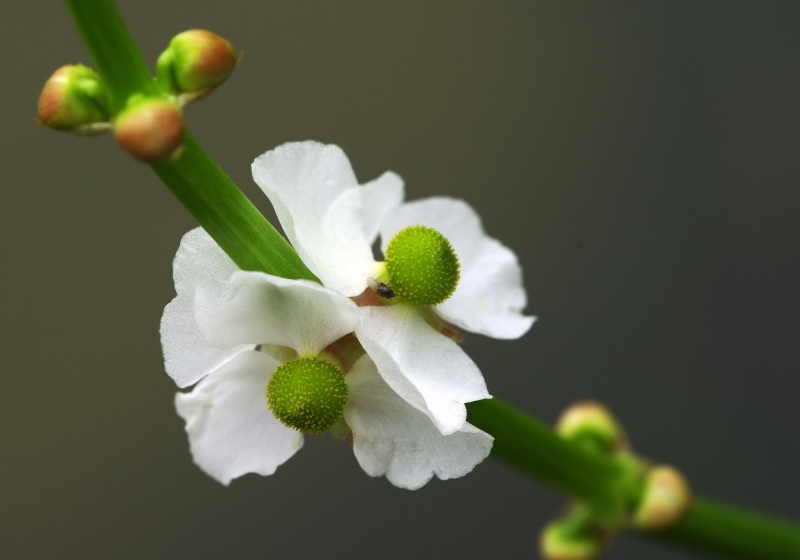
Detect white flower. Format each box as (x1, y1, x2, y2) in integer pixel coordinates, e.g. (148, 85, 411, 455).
(252, 141, 535, 436)
(161, 228, 493, 488)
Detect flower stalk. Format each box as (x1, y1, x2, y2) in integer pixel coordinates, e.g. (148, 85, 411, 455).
(61, 0, 800, 558)
(64, 0, 316, 281)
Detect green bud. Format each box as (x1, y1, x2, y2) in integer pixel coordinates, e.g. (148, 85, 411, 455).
(540, 518, 606, 560)
(385, 225, 460, 306)
(267, 357, 348, 434)
(113, 97, 184, 162)
(633, 465, 693, 531)
(556, 401, 626, 455)
(157, 29, 238, 97)
(37, 64, 111, 135)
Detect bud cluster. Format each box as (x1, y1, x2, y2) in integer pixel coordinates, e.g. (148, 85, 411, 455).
(540, 401, 693, 560)
(37, 30, 238, 163)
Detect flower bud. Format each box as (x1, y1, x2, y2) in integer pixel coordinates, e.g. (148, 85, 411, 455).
(37, 64, 111, 135)
(633, 465, 693, 530)
(157, 29, 238, 97)
(385, 225, 460, 306)
(267, 356, 348, 434)
(113, 97, 184, 162)
(540, 519, 606, 560)
(556, 401, 626, 455)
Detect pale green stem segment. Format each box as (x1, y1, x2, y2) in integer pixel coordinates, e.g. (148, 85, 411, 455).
(64, 1, 800, 558)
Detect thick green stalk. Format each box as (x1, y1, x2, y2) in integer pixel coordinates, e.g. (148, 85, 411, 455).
(63, 1, 800, 558)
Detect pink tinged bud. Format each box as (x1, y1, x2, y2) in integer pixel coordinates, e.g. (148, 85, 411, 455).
(113, 99, 184, 162)
(634, 465, 693, 531)
(37, 64, 111, 134)
(158, 30, 238, 95)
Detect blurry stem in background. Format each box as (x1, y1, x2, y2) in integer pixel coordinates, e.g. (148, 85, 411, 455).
(467, 400, 800, 560)
(63, 1, 800, 558)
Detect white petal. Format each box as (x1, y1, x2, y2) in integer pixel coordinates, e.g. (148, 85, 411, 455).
(175, 350, 303, 485)
(380, 197, 535, 339)
(161, 228, 248, 388)
(361, 171, 404, 244)
(194, 271, 359, 355)
(345, 356, 493, 490)
(355, 304, 490, 435)
(252, 142, 378, 296)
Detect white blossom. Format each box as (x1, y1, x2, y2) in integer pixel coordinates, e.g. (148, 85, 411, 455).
(162, 228, 492, 488)
(252, 142, 535, 435)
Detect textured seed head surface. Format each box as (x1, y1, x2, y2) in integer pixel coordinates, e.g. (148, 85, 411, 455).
(267, 357, 348, 434)
(385, 225, 460, 306)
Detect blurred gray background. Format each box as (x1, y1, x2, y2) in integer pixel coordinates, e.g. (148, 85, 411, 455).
(1, 1, 798, 559)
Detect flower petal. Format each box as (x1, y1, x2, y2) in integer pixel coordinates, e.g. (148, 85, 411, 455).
(361, 171, 404, 244)
(161, 227, 248, 388)
(380, 197, 535, 339)
(194, 271, 359, 355)
(252, 142, 379, 296)
(175, 350, 303, 485)
(355, 304, 490, 435)
(345, 355, 493, 490)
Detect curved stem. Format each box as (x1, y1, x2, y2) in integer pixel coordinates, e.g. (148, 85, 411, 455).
(62, 1, 800, 558)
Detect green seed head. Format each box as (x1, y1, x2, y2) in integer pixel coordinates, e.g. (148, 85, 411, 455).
(385, 225, 460, 306)
(267, 357, 348, 434)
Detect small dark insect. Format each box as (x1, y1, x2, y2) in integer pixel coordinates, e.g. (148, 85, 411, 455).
(367, 277, 396, 299)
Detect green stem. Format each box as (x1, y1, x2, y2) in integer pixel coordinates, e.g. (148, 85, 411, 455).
(466, 399, 628, 515)
(653, 498, 800, 560)
(151, 135, 317, 280)
(467, 399, 800, 559)
(63, 1, 800, 558)
(65, 0, 158, 113)
(65, 0, 317, 281)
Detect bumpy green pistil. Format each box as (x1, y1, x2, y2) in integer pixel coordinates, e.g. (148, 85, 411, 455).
(267, 357, 348, 434)
(385, 225, 460, 306)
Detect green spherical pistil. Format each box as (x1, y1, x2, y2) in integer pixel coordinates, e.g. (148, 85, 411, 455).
(267, 357, 348, 434)
(385, 225, 460, 306)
